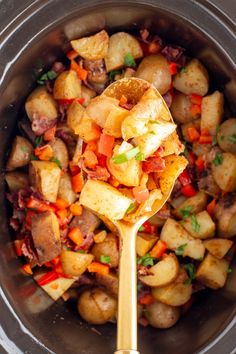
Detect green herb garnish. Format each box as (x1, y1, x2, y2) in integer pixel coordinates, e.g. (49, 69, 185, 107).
(213, 153, 223, 166)
(20, 146, 28, 153)
(30, 154, 39, 161)
(180, 206, 192, 219)
(112, 146, 140, 164)
(138, 225, 145, 232)
(100, 255, 111, 264)
(175, 243, 188, 256)
(137, 253, 155, 267)
(124, 53, 136, 67)
(228, 134, 236, 144)
(109, 69, 123, 82)
(126, 203, 136, 214)
(35, 136, 43, 147)
(227, 267, 233, 273)
(77, 250, 85, 254)
(212, 136, 217, 146)
(51, 157, 62, 169)
(220, 135, 225, 141)
(191, 214, 200, 233)
(135, 152, 146, 161)
(37, 70, 57, 85)
(180, 67, 187, 73)
(184, 263, 195, 284)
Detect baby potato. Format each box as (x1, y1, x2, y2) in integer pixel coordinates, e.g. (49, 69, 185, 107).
(78, 288, 117, 324)
(53, 70, 81, 100)
(92, 233, 119, 268)
(182, 210, 215, 239)
(173, 59, 209, 96)
(201, 91, 224, 135)
(145, 301, 180, 329)
(136, 54, 171, 95)
(6, 136, 33, 171)
(212, 152, 236, 192)
(86, 95, 119, 128)
(61, 250, 94, 276)
(105, 32, 143, 72)
(25, 86, 58, 121)
(58, 172, 77, 205)
(217, 118, 236, 153)
(49, 138, 69, 170)
(203, 239, 233, 259)
(71, 30, 109, 60)
(173, 191, 208, 218)
(170, 92, 193, 124)
(5, 171, 29, 192)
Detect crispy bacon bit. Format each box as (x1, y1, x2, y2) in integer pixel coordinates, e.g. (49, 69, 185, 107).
(161, 45, 185, 63)
(76, 274, 95, 286)
(10, 218, 20, 231)
(169, 179, 182, 200)
(21, 235, 37, 261)
(84, 59, 108, 85)
(137, 264, 150, 276)
(32, 115, 57, 136)
(142, 156, 166, 173)
(81, 162, 110, 181)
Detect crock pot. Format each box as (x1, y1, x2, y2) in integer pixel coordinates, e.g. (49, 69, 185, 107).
(0, 1, 235, 353)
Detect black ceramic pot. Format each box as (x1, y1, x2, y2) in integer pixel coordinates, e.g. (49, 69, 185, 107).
(0, 1, 235, 353)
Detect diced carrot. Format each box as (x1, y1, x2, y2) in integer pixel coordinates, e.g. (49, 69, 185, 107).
(201, 128, 210, 136)
(70, 59, 88, 80)
(187, 126, 200, 142)
(37, 271, 59, 286)
(98, 133, 115, 157)
(14, 240, 23, 257)
(44, 125, 56, 141)
(133, 186, 149, 203)
(87, 262, 109, 275)
(54, 198, 69, 210)
(56, 209, 68, 222)
(195, 156, 205, 172)
(190, 94, 203, 105)
(207, 199, 216, 217)
(190, 104, 201, 117)
(147, 174, 157, 190)
(85, 140, 97, 152)
(139, 293, 155, 305)
(198, 135, 212, 144)
(150, 240, 167, 258)
(119, 95, 127, 106)
(109, 175, 120, 188)
(83, 150, 98, 169)
(66, 50, 79, 60)
(68, 227, 84, 246)
(72, 172, 84, 193)
(181, 184, 197, 197)
(26, 197, 55, 212)
(88, 123, 101, 141)
(69, 162, 80, 176)
(70, 203, 83, 216)
(148, 42, 160, 54)
(50, 283, 59, 290)
(169, 62, 178, 75)
(34, 144, 54, 161)
(22, 264, 33, 275)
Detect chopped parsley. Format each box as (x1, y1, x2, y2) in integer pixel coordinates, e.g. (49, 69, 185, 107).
(37, 70, 57, 85)
(77, 250, 85, 254)
(175, 243, 188, 256)
(220, 135, 225, 141)
(213, 153, 223, 166)
(191, 214, 200, 233)
(124, 53, 136, 67)
(138, 225, 145, 232)
(109, 69, 123, 82)
(135, 152, 146, 161)
(20, 146, 28, 153)
(51, 157, 62, 169)
(184, 263, 195, 285)
(112, 146, 140, 164)
(180, 206, 192, 219)
(180, 67, 187, 73)
(212, 136, 217, 146)
(227, 267, 232, 273)
(126, 203, 136, 214)
(100, 255, 111, 264)
(137, 253, 155, 267)
(35, 136, 43, 147)
(228, 134, 236, 144)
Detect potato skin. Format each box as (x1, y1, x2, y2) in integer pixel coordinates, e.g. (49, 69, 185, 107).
(136, 54, 171, 95)
(49, 138, 69, 170)
(217, 118, 236, 153)
(92, 233, 119, 268)
(214, 193, 236, 238)
(170, 92, 193, 124)
(5, 172, 29, 192)
(70, 207, 100, 236)
(212, 152, 236, 192)
(6, 136, 33, 171)
(78, 288, 117, 324)
(58, 172, 77, 205)
(95, 271, 119, 296)
(145, 301, 180, 328)
(53, 70, 81, 100)
(201, 91, 224, 135)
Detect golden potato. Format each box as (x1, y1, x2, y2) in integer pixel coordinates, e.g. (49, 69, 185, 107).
(96, 271, 119, 296)
(173, 59, 209, 96)
(160, 131, 184, 157)
(71, 30, 109, 60)
(212, 152, 236, 192)
(136, 54, 171, 95)
(49, 138, 69, 169)
(170, 92, 193, 123)
(6, 136, 33, 171)
(105, 32, 143, 72)
(5, 171, 29, 192)
(92, 233, 119, 268)
(217, 118, 236, 153)
(203, 239, 233, 259)
(29, 161, 61, 202)
(31, 211, 61, 264)
(201, 91, 224, 135)
(25, 86, 58, 121)
(61, 250, 94, 276)
(86, 95, 119, 128)
(173, 191, 208, 218)
(58, 172, 77, 205)
(145, 301, 180, 328)
(103, 106, 129, 138)
(182, 211, 215, 239)
(53, 70, 81, 100)
(67, 100, 85, 134)
(214, 195, 236, 238)
(136, 233, 158, 257)
(81, 85, 96, 107)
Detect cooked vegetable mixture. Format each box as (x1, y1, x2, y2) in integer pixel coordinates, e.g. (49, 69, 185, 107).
(5, 29, 235, 329)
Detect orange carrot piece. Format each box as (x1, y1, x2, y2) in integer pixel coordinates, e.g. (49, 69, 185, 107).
(34, 144, 53, 161)
(68, 227, 84, 246)
(70, 59, 88, 80)
(70, 203, 83, 216)
(71, 172, 84, 193)
(44, 125, 56, 141)
(150, 240, 167, 258)
(207, 199, 216, 217)
(83, 150, 98, 169)
(54, 198, 69, 210)
(187, 126, 200, 142)
(87, 262, 109, 275)
(22, 264, 33, 275)
(139, 293, 155, 305)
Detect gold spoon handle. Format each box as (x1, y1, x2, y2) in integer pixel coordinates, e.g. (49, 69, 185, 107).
(115, 223, 139, 352)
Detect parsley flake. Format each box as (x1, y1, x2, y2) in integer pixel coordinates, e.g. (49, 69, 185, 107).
(213, 153, 223, 166)
(227, 267, 233, 273)
(100, 255, 111, 264)
(180, 67, 187, 73)
(137, 253, 155, 267)
(212, 136, 217, 146)
(35, 136, 43, 147)
(37, 70, 57, 85)
(109, 69, 123, 82)
(138, 225, 145, 232)
(228, 134, 236, 144)
(124, 53, 136, 67)
(175, 243, 188, 256)
(180, 206, 192, 219)
(51, 157, 62, 169)
(184, 263, 195, 284)
(126, 203, 136, 214)
(191, 214, 200, 233)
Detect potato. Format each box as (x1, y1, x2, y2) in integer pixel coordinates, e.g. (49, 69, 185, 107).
(203, 239, 233, 259)
(107, 143, 142, 187)
(136, 54, 171, 95)
(53, 70, 81, 100)
(196, 253, 229, 289)
(160, 132, 184, 157)
(201, 91, 224, 135)
(182, 211, 215, 239)
(61, 250, 94, 276)
(136, 233, 158, 257)
(57, 172, 77, 205)
(31, 211, 61, 264)
(49, 138, 69, 169)
(160, 218, 205, 260)
(103, 106, 129, 138)
(92, 233, 119, 268)
(155, 155, 188, 195)
(212, 152, 236, 192)
(140, 254, 179, 287)
(67, 100, 85, 134)
(197, 169, 221, 198)
(152, 269, 192, 306)
(181, 119, 201, 142)
(6, 136, 33, 171)
(29, 161, 61, 202)
(170, 92, 193, 124)
(217, 118, 236, 153)
(214, 194, 236, 238)
(80, 180, 132, 220)
(25, 86, 58, 121)
(173, 191, 208, 218)
(173, 59, 209, 96)
(133, 120, 176, 158)
(169, 195, 187, 209)
(145, 301, 180, 329)
(105, 32, 143, 72)
(71, 30, 109, 60)
(192, 142, 211, 157)
(86, 95, 119, 128)
(70, 111, 100, 142)
(5, 172, 29, 192)
(70, 207, 100, 236)
(80, 85, 96, 107)
(78, 288, 117, 324)
(96, 271, 119, 296)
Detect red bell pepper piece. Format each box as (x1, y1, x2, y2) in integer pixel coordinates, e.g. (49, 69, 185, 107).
(195, 156, 205, 172)
(181, 184, 197, 197)
(207, 199, 216, 217)
(169, 62, 178, 75)
(178, 169, 192, 186)
(190, 94, 203, 106)
(198, 135, 212, 144)
(142, 156, 166, 173)
(98, 133, 115, 157)
(37, 271, 59, 286)
(187, 126, 200, 142)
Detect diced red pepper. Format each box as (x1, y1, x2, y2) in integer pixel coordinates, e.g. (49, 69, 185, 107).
(98, 154, 107, 168)
(76, 97, 85, 105)
(133, 186, 149, 203)
(66, 50, 79, 60)
(207, 199, 216, 217)
(181, 184, 197, 197)
(195, 156, 205, 172)
(201, 128, 210, 136)
(150, 240, 167, 258)
(142, 221, 152, 234)
(139, 293, 155, 305)
(187, 126, 200, 142)
(169, 62, 178, 75)
(98, 133, 115, 157)
(198, 135, 212, 144)
(142, 156, 166, 173)
(178, 169, 192, 186)
(190, 94, 203, 106)
(69, 162, 80, 176)
(188, 151, 196, 165)
(37, 271, 59, 286)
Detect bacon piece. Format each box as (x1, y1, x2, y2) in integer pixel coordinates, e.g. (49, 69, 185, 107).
(32, 115, 57, 136)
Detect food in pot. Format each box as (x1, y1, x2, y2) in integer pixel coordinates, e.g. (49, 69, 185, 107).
(6, 28, 234, 329)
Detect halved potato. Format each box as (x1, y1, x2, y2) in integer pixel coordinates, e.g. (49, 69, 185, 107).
(6, 136, 33, 171)
(196, 253, 229, 289)
(25, 86, 58, 121)
(140, 254, 179, 287)
(160, 218, 205, 260)
(182, 211, 215, 239)
(29, 161, 61, 202)
(173, 191, 208, 218)
(105, 32, 143, 72)
(217, 118, 236, 153)
(53, 70, 81, 100)
(49, 138, 69, 169)
(212, 152, 236, 192)
(71, 30, 109, 60)
(58, 172, 77, 205)
(170, 92, 193, 124)
(5, 172, 29, 192)
(103, 106, 129, 138)
(61, 250, 94, 276)
(86, 95, 119, 128)
(173, 59, 209, 96)
(203, 239, 233, 259)
(201, 91, 224, 135)
(136, 233, 158, 257)
(80, 180, 133, 220)
(152, 269, 192, 306)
